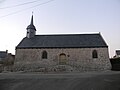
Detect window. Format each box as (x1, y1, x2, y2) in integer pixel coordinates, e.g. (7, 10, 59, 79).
(42, 51, 47, 59)
(92, 50, 98, 58)
(59, 53, 67, 64)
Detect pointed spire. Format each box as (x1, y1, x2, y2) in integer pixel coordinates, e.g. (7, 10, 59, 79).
(27, 13, 36, 31)
(26, 13, 36, 38)
(30, 12, 34, 25)
(30, 15, 33, 25)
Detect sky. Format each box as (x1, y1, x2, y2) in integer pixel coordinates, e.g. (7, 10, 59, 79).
(0, 0, 120, 57)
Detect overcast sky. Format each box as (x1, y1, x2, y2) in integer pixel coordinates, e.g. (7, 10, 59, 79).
(0, 0, 120, 57)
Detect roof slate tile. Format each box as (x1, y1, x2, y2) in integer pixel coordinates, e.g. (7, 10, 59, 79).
(16, 34, 108, 49)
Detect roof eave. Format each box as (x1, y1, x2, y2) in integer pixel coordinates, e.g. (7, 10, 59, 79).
(16, 46, 108, 49)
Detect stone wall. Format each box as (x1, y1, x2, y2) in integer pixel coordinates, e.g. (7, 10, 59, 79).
(14, 48, 111, 72)
(0, 53, 15, 72)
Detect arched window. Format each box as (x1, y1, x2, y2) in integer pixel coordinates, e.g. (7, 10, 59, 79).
(42, 51, 47, 59)
(59, 53, 67, 64)
(92, 50, 98, 58)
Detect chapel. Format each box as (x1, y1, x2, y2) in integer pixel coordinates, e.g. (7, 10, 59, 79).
(14, 15, 111, 72)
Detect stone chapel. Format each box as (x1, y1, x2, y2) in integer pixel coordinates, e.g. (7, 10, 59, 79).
(14, 15, 111, 72)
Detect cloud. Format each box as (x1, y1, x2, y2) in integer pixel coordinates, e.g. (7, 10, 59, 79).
(0, 0, 6, 3)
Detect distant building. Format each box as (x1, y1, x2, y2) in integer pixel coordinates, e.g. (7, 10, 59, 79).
(110, 50, 120, 71)
(115, 50, 120, 58)
(0, 50, 8, 62)
(14, 15, 111, 72)
(0, 50, 15, 72)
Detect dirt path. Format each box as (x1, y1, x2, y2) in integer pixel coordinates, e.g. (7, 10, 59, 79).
(0, 71, 120, 90)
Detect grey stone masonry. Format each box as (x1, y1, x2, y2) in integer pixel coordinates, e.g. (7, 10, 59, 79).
(14, 48, 111, 72)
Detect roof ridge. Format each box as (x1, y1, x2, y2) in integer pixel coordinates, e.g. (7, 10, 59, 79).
(35, 33, 100, 36)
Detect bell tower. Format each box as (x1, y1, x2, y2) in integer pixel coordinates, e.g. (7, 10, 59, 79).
(26, 15, 36, 38)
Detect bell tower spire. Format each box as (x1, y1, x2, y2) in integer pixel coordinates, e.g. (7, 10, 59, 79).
(26, 13, 36, 38)
(30, 12, 34, 25)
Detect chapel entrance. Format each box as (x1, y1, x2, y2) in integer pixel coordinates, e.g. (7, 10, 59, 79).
(59, 53, 67, 65)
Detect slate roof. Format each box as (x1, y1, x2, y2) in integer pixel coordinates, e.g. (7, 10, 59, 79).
(0, 51, 7, 59)
(16, 33, 108, 49)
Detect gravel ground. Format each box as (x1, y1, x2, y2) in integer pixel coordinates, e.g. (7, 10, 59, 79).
(0, 71, 120, 90)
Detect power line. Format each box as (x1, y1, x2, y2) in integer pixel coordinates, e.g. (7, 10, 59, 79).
(0, 0, 55, 19)
(0, 0, 42, 9)
(29, 0, 54, 8)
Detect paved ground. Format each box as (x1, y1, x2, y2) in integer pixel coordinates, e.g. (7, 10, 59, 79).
(0, 71, 120, 90)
